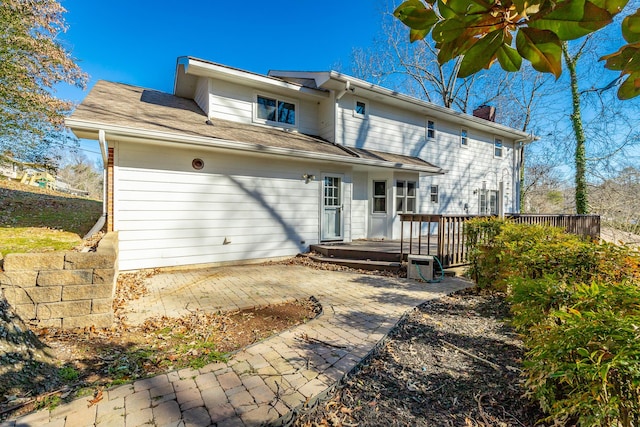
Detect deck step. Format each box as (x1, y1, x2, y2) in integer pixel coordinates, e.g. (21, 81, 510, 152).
(308, 255, 402, 272)
(309, 244, 402, 262)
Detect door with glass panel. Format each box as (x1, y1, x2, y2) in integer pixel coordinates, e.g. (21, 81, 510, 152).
(321, 175, 343, 241)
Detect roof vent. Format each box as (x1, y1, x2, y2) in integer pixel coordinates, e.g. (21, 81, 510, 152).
(473, 105, 496, 122)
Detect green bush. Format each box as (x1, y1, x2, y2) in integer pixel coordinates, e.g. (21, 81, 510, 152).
(466, 219, 640, 291)
(522, 281, 640, 426)
(466, 219, 640, 425)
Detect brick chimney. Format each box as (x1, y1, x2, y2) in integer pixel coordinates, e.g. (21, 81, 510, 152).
(473, 105, 496, 122)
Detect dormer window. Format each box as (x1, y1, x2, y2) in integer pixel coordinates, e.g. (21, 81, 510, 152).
(354, 100, 368, 118)
(255, 94, 296, 127)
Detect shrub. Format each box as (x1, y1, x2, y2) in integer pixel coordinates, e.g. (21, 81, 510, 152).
(522, 281, 640, 427)
(467, 219, 640, 425)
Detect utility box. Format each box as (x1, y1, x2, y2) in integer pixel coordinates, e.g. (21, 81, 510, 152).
(407, 254, 434, 281)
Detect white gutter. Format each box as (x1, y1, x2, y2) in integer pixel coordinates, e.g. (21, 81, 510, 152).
(82, 128, 108, 239)
(66, 118, 445, 175)
(336, 81, 350, 100)
(98, 129, 108, 165)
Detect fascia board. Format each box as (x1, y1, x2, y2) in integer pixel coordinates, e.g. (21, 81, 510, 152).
(180, 57, 329, 99)
(65, 118, 445, 175)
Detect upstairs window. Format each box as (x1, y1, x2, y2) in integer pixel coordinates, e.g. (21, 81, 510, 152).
(372, 180, 386, 213)
(461, 128, 468, 146)
(256, 95, 296, 126)
(396, 180, 417, 213)
(427, 120, 436, 139)
(354, 100, 367, 118)
(494, 137, 503, 157)
(430, 185, 439, 203)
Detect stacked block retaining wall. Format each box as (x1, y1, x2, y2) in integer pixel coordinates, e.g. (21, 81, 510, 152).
(0, 232, 118, 329)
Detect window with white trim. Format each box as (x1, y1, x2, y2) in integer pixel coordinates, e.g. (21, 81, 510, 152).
(255, 95, 296, 126)
(479, 190, 499, 215)
(430, 185, 439, 203)
(427, 120, 436, 139)
(372, 181, 386, 213)
(494, 137, 503, 157)
(461, 128, 468, 146)
(396, 180, 417, 213)
(354, 100, 368, 118)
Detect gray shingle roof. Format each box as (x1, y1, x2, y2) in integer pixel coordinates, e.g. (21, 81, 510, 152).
(69, 80, 441, 171)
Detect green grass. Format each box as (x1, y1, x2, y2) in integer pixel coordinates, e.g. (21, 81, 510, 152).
(0, 228, 83, 255)
(0, 179, 102, 256)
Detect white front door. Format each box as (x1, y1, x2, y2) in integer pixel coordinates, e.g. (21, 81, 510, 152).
(322, 174, 343, 241)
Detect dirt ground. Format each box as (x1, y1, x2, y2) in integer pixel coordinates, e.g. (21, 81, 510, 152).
(294, 287, 547, 427)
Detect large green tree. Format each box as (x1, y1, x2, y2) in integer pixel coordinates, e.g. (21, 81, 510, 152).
(0, 0, 87, 160)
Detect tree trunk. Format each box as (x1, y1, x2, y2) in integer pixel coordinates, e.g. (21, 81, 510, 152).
(563, 42, 589, 214)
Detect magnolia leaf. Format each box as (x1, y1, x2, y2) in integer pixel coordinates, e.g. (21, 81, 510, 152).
(622, 9, 640, 43)
(437, 38, 476, 63)
(432, 18, 470, 43)
(394, 0, 439, 31)
(445, 0, 495, 14)
(516, 28, 563, 78)
(497, 44, 523, 71)
(528, 0, 612, 40)
(590, 0, 629, 15)
(512, 0, 544, 15)
(458, 30, 504, 77)
(437, 0, 458, 19)
(410, 28, 430, 42)
(601, 44, 639, 70)
(432, 14, 489, 43)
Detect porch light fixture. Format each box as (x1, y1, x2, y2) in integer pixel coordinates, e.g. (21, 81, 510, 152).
(302, 173, 315, 183)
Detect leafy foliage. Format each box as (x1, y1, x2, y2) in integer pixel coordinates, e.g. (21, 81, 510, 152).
(466, 218, 640, 425)
(394, 0, 639, 99)
(0, 0, 87, 157)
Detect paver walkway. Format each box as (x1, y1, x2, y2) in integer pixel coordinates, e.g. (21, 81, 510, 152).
(4, 264, 472, 427)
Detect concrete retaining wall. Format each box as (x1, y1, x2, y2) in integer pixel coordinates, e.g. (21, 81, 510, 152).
(0, 232, 118, 329)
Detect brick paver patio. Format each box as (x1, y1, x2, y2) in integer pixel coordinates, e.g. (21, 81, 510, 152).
(3, 263, 472, 427)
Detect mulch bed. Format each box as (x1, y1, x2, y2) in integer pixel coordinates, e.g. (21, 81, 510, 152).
(294, 288, 547, 426)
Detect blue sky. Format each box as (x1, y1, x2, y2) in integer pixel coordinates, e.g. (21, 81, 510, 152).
(59, 0, 386, 101)
(58, 0, 389, 163)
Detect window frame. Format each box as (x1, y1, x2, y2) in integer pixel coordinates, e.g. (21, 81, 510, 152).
(430, 185, 439, 204)
(254, 93, 298, 128)
(461, 128, 468, 147)
(354, 99, 368, 119)
(372, 180, 387, 214)
(395, 180, 418, 213)
(426, 119, 436, 140)
(494, 137, 503, 157)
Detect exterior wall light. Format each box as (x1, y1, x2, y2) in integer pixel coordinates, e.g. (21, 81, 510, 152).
(302, 173, 315, 183)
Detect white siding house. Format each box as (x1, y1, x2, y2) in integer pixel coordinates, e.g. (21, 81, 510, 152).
(67, 56, 533, 271)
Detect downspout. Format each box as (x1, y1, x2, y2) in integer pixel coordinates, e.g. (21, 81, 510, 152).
(83, 130, 108, 239)
(513, 133, 536, 213)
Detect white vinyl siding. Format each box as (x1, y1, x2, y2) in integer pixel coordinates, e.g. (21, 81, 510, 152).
(207, 78, 321, 135)
(336, 93, 426, 155)
(194, 77, 210, 116)
(113, 142, 345, 270)
(351, 172, 368, 239)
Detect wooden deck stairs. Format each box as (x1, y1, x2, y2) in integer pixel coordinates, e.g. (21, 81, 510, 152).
(308, 242, 402, 272)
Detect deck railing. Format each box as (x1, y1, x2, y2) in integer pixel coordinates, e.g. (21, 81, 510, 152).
(400, 213, 601, 268)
